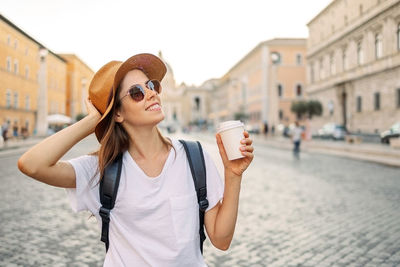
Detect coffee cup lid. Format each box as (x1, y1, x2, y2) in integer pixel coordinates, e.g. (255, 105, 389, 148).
(217, 120, 244, 133)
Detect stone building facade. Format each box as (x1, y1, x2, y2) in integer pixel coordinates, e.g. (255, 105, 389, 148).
(209, 38, 307, 133)
(307, 0, 400, 134)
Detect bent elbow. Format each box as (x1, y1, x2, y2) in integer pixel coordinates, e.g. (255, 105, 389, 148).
(18, 155, 37, 177)
(218, 243, 230, 251)
(212, 238, 232, 251)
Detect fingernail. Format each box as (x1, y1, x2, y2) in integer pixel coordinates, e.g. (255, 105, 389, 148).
(240, 146, 246, 151)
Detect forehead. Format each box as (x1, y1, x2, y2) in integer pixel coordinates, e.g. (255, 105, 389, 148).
(120, 69, 149, 90)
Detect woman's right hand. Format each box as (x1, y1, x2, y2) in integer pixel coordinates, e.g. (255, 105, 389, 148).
(85, 98, 101, 121)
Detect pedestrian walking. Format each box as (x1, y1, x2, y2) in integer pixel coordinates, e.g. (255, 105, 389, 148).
(291, 121, 303, 159)
(2, 121, 9, 143)
(18, 53, 254, 266)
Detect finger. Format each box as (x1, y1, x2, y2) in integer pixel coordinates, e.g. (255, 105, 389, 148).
(240, 145, 254, 153)
(240, 151, 254, 160)
(240, 138, 253, 145)
(216, 134, 229, 163)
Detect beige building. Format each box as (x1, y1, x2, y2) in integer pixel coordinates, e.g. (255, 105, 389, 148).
(60, 54, 94, 120)
(210, 38, 307, 133)
(307, 0, 400, 134)
(1, 14, 94, 137)
(0, 14, 66, 136)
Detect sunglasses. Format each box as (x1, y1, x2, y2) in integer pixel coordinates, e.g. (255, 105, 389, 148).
(119, 79, 161, 102)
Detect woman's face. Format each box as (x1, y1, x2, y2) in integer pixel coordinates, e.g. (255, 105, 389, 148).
(115, 69, 165, 128)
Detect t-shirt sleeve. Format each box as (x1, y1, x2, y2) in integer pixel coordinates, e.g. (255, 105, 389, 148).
(65, 155, 100, 213)
(203, 149, 224, 212)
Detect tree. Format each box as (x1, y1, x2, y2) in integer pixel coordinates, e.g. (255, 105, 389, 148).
(307, 100, 323, 119)
(291, 101, 308, 119)
(291, 100, 323, 119)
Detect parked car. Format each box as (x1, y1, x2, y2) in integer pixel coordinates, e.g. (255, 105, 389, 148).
(380, 122, 400, 144)
(317, 123, 347, 140)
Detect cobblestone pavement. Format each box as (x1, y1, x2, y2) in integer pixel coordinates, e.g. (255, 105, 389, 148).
(1, 133, 400, 266)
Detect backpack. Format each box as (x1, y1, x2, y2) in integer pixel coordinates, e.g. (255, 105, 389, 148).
(99, 140, 209, 254)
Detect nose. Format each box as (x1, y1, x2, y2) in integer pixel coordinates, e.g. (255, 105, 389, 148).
(145, 87, 157, 100)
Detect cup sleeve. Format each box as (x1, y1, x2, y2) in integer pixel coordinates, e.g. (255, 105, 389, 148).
(65, 155, 100, 213)
(203, 150, 224, 212)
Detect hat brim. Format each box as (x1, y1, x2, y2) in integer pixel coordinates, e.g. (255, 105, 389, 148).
(94, 53, 167, 142)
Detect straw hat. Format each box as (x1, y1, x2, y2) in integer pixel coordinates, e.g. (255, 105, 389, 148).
(88, 53, 167, 141)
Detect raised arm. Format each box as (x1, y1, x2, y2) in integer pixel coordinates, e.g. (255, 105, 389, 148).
(204, 131, 254, 250)
(17, 99, 101, 188)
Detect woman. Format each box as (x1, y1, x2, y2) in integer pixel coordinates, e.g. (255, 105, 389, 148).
(18, 53, 254, 266)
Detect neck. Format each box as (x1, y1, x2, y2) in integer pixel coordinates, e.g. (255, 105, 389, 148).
(127, 126, 168, 160)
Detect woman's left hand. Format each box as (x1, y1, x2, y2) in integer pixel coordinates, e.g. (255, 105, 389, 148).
(216, 131, 254, 177)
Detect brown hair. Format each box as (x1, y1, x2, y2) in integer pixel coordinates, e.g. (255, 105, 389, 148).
(91, 83, 173, 184)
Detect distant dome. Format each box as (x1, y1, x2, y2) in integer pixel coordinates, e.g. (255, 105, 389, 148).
(159, 51, 176, 92)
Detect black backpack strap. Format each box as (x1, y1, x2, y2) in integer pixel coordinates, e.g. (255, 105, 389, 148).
(99, 153, 123, 252)
(179, 140, 209, 254)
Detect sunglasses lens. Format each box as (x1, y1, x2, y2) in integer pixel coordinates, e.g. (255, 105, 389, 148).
(147, 80, 161, 94)
(129, 86, 145, 102)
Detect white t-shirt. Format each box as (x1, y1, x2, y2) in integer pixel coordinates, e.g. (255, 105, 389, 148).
(292, 127, 303, 142)
(65, 139, 224, 267)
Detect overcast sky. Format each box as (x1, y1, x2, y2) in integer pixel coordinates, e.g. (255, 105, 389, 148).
(2, 0, 332, 86)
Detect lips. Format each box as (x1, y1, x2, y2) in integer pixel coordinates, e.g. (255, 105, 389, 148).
(146, 103, 161, 111)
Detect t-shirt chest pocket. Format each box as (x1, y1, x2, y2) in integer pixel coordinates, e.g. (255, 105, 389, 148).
(169, 193, 198, 243)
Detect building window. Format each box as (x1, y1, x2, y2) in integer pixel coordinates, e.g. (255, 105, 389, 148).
(25, 47, 29, 56)
(25, 66, 29, 79)
(14, 60, 19, 74)
(397, 88, 400, 108)
(310, 63, 315, 83)
(356, 96, 362, 112)
(375, 33, 383, 59)
(296, 54, 302, 65)
(397, 24, 400, 51)
(342, 47, 348, 71)
(14, 39, 18, 50)
(194, 97, 200, 111)
(296, 84, 303, 97)
(25, 95, 30, 110)
(330, 53, 336, 75)
(328, 100, 334, 116)
(319, 58, 324, 80)
(359, 4, 363, 16)
(6, 57, 11, 72)
(374, 92, 380, 110)
(357, 41, 364, 65)
(279, 110, 283, 120)
(14, 92, 19, 108)
(277, 84, 283, 98)
(6, 90, 11, 108)
(7, 35, 11, 45)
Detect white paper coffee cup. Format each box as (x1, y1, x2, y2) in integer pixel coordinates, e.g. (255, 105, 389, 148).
(217, 120, 245, 160)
